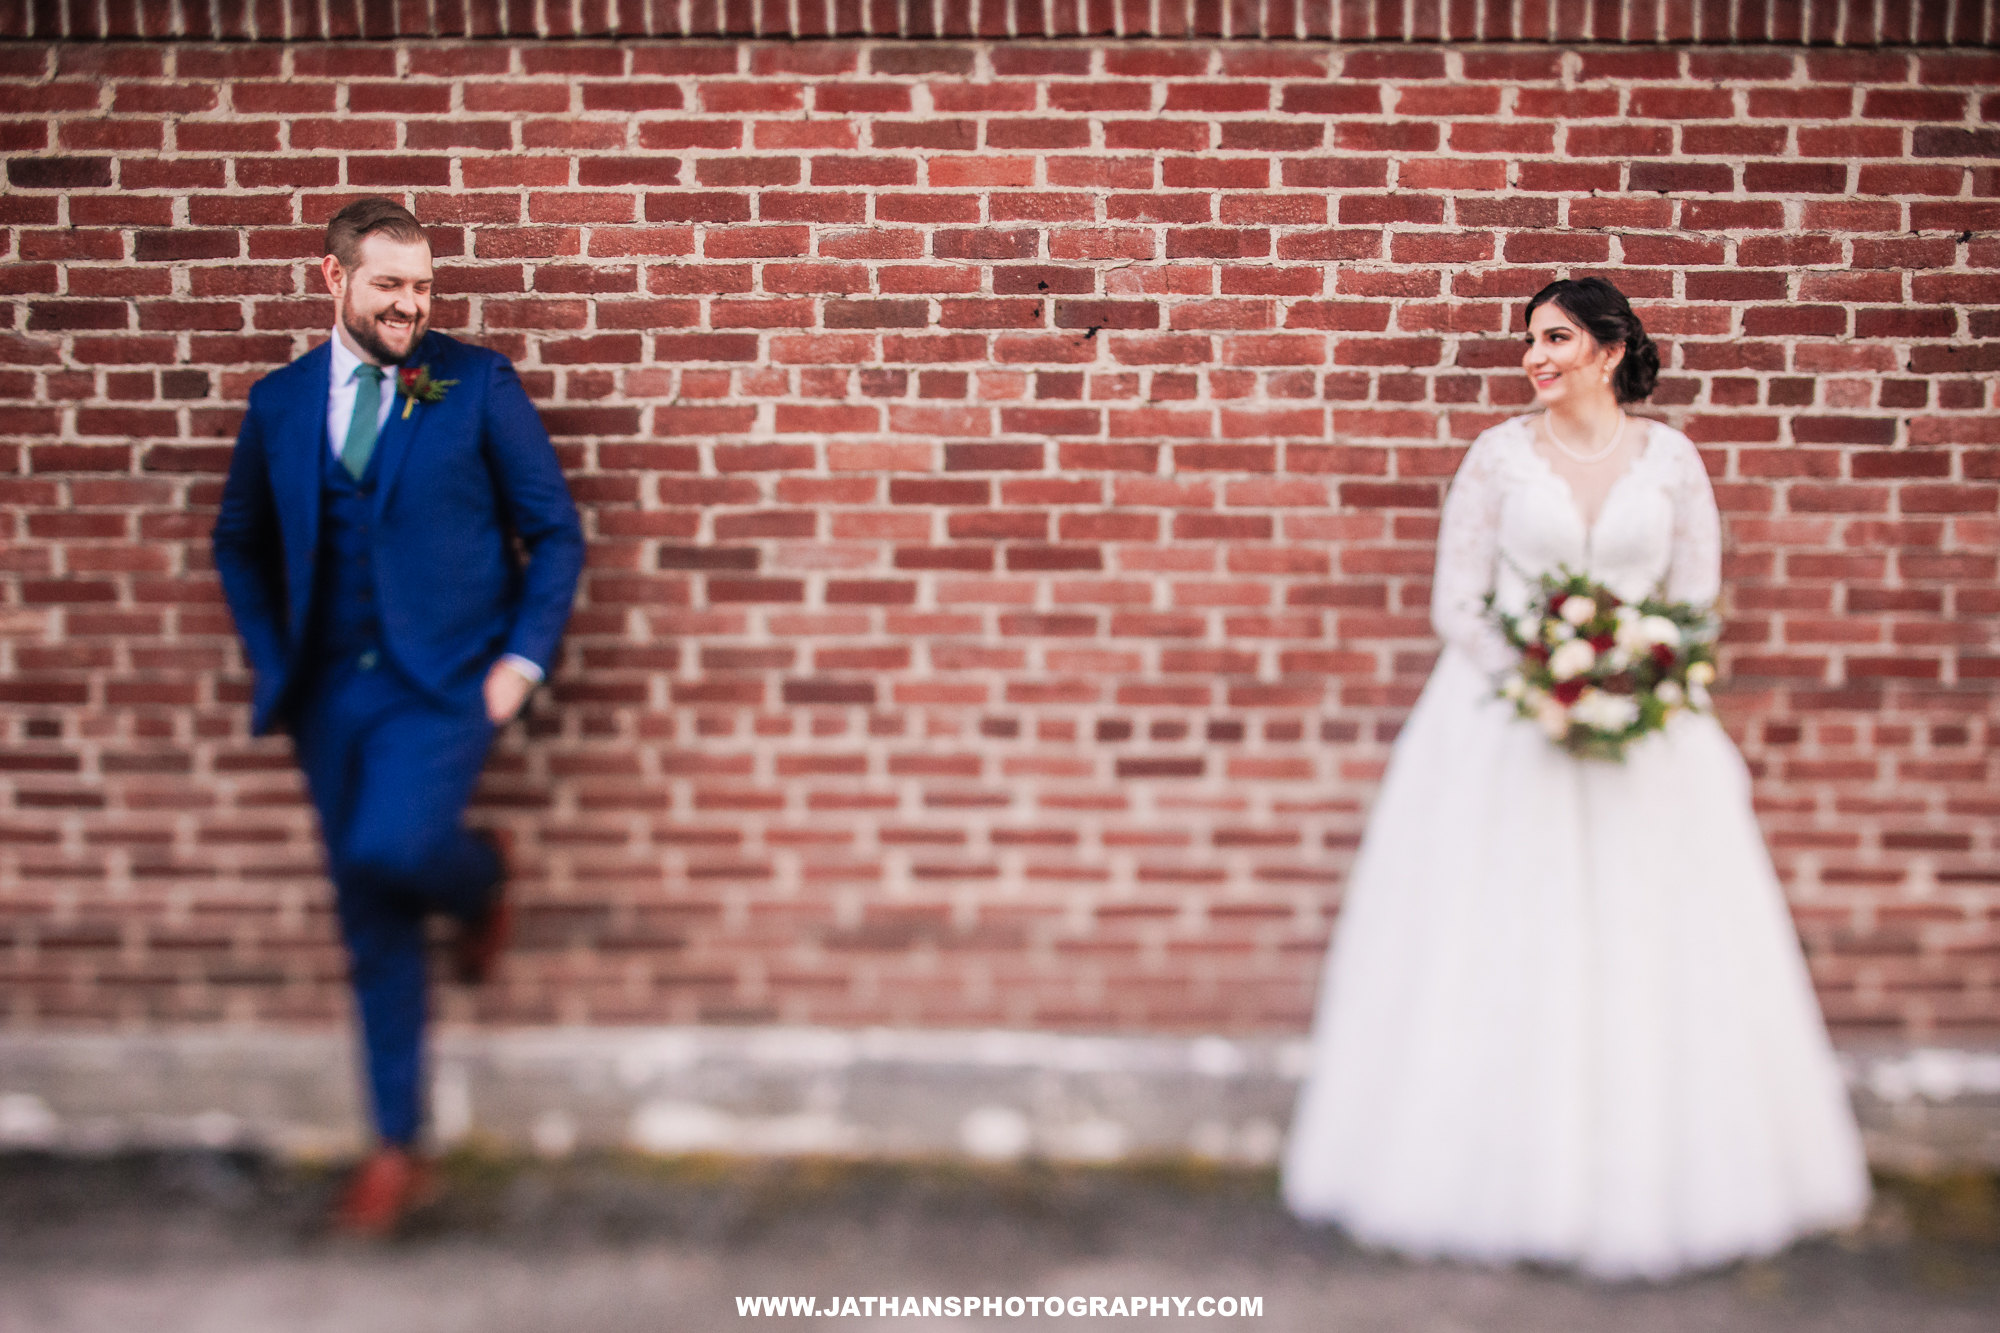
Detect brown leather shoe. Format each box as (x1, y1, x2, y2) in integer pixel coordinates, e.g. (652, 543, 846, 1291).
(331, 1146, 436, 1238)
(454, 829, 512, 985)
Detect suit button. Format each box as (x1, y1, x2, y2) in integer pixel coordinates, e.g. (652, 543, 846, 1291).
(358, 650, 379, 671)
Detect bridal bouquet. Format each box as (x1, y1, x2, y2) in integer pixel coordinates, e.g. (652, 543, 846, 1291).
(1485, 571, 1718, 761)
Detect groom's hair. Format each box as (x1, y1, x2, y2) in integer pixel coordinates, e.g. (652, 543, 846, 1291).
(324, 197, 427, 271)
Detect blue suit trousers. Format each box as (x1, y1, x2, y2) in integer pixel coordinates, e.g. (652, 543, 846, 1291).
(292, 656, 500, 1146)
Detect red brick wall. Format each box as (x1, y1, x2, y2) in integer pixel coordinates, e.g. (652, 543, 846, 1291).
(1, 36, 1996, 1038)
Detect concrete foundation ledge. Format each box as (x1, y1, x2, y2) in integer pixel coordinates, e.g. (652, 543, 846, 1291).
(1, 1028, 1996, 1172)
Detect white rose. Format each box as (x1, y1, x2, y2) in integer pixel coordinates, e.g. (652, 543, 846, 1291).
(1569, 689, 1640, 732)
(1549, 639, 1596, 680)
(1654, 679, 1685, 708)
(1500, 675, 1526, 701)
(1560, 596, 1597, 626)
(1534, 695, 1570, 739)
(1638, 614, 1681, 648)
(1613, 607, 1649, 652)
(1512, 614, 1540, 642)
(1686, 661, 1716, 686)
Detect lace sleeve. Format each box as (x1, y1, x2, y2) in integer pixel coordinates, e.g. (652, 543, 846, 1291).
(1662, 430, 1722, 608)
(1429, 427, 1517, 674)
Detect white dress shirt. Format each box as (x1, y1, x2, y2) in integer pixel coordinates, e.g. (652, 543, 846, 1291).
(322, 328, 544, 686)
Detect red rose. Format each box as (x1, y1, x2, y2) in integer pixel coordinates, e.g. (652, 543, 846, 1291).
(399, 366, 422, 393)
(1588, 633, 1615, 653)
(1549, 592, 1568, 617)
(1651, 644, 1676, 671)
(1524, 642, 1550, 663)
(1552, 679, 1586, 705)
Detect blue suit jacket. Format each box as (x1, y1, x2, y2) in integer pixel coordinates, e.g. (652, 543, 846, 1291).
(212, 331, 585, 735)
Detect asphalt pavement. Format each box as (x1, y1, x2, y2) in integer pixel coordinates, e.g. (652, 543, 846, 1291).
(0, 1152, 1995, 1333)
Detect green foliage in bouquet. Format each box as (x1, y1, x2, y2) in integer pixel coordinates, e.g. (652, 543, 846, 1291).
(1483, 569, 1718, 762)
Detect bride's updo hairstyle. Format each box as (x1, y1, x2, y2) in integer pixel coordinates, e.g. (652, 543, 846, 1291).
(1523, 277, 1660, 404)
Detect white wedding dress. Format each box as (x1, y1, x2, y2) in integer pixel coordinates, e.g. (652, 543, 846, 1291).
(1282, 415, 1870, 1279)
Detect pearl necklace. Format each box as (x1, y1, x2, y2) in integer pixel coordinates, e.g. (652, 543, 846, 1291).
(1545, 410, 1625, 464)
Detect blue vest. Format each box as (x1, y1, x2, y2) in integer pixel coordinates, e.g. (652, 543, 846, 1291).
(303, 436, 387, 670)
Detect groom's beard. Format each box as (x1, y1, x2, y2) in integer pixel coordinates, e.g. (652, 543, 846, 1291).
(340, 290, 426, 367)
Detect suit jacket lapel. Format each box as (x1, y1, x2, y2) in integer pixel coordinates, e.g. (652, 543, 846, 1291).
(274, 342, 331, 643)
(371, 333, 437, 514)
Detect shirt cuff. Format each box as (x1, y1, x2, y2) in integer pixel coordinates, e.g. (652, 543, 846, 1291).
(498, 653, 544, 684)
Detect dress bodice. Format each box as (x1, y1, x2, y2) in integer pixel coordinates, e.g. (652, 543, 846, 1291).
(1431, 415, 1721, 674)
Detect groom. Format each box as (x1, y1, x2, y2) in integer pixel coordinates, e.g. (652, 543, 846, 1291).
(213, 197, 584, 1233)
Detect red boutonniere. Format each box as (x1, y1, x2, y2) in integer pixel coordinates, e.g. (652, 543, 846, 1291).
(397, 363, 458, 418)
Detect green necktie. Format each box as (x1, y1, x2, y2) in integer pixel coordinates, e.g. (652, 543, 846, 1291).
(342, 364, 386, 480)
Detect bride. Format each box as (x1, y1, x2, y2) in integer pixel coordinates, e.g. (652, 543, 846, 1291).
(1282, 278, 1870, 1279)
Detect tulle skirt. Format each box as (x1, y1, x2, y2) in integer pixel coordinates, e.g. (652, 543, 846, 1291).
(1282, 648, 1870, 1279)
